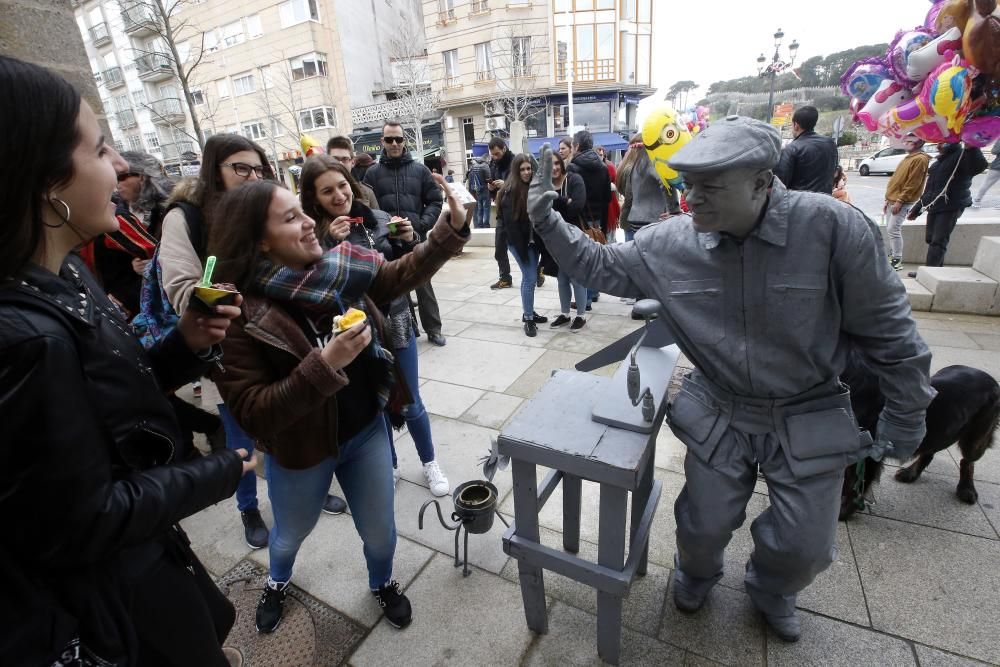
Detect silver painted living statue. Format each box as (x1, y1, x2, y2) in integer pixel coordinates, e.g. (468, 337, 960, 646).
(526, 116, 936, 643)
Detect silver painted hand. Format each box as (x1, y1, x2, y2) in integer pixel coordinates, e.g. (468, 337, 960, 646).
(528, 143, 559, 224)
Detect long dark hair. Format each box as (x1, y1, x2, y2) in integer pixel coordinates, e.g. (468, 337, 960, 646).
(0, 56, 82, 278)
(615, 133, 644, 192)
(498, 154, 534, 223)
(192, 134, 273, 211)
(299, 155, 364, 240)
(207, 180, 280, 294)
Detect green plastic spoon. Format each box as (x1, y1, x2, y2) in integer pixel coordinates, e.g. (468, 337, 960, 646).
(199, 255, 216, 288)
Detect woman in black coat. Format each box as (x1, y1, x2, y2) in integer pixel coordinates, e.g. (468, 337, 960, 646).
(498, 154, 549, 337)
(549, 153, 590, 330)
(0, 56, 252, 667)
(907, 142, 988, 267)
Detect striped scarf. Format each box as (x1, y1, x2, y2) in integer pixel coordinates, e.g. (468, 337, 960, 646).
(252, 242, 396, 408)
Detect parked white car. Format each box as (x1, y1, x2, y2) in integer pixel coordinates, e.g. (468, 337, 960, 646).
(858, 145, 938, 176)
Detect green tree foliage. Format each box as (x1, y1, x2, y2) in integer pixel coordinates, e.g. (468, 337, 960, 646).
(666, 80, 699, 109)
(706, 43, 889, 95)
(837, 129, 858, 146)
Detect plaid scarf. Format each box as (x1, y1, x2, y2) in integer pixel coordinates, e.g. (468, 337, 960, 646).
(252, 242, 397, 408)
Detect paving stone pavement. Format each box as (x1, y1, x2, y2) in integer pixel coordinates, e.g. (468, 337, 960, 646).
(181, 247, 1000, 666)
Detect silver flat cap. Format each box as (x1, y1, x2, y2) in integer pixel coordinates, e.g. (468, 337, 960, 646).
(668, 115, 781, 173)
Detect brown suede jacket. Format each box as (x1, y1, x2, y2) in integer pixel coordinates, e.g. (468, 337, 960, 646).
(214, 215, 467, 469)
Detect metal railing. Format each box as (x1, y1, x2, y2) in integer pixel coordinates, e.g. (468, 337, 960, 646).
(122, 6, 157, 33)
(161, 140, 196, 161)
(103, 66, 125, 89)
(438, 9, 456, 23)
(556, 58, 616, 82)
(136, 53, 173, 79)
(149, 97, 184, 120)
(116, 109, 137, 129)
(350, 91, 438, 125)
(470, 0, 488, 13)
(475, 69, 494, 82)
(90, 22, 111, 46)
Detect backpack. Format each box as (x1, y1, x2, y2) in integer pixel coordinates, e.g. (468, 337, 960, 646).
(469, 167, 483, 194)
(131, 202, 205, 350)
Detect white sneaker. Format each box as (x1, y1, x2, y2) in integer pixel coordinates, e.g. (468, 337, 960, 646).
(392, 466, 400, 487)
(423, 460, 450, 497)
(971, 201, 981, 208)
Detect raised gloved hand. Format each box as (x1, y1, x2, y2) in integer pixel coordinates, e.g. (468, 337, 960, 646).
(527, 143, 559, 224)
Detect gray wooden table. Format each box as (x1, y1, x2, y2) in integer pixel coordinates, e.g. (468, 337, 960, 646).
(499, 369, 668, 665)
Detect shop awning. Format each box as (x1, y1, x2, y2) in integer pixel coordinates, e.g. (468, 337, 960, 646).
(525, 131, 628, 155)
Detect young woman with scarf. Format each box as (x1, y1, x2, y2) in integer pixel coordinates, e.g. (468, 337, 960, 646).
(207, 178, 468, 634)
(300, 155, 451, 497)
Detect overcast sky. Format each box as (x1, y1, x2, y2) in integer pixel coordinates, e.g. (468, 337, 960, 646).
(637, 0, 931, 123)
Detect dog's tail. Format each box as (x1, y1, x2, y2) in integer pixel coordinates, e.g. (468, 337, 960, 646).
(960, 380, 1000, 461)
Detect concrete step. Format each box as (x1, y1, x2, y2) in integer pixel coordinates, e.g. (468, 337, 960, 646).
(916, 266, 999, 315)
(903, 278, 933, 311)
(973, 236, 1000, 281)
(891, 220, 1000, 265)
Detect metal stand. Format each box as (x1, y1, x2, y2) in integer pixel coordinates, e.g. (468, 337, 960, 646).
(418, 497, 509, 578)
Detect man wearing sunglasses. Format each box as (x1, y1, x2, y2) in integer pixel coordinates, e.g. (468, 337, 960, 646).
(363, 121, 447, 346)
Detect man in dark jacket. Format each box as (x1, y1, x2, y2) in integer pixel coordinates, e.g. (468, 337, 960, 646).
(364, 120, 447, 346)
(774, 106, 838, 194)
(907, 142, 988, 269)
(569, 130, 611, 305)
(469, 155, 493, 229)
(488, 137, 515, 289)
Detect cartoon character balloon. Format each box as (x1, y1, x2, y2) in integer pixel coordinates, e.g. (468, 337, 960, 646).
(886, 28, 935, 87)
(857, 80, 914, 131)
(961, 114, 1000, 146)
(840, 58, 891, 102)
(905, 27, 963, 83)
(963, 0, 1000, 80)
(641, 104, 692, 193)
(924, 56, 973, 135)
(300, 133, 324, 157)
(879, 97, 953, 144)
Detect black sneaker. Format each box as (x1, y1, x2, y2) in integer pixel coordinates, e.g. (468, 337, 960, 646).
(570, 316, 586, 332)
(550, 314, 571, 328)
(490, 278, 513, 289)
(531, 311, 548, 324)
(241, 509, 269, 549)
(256, 579, 288, 633)
(373, 580, 412, 629)
(523, 318, 537, 337)
(890, 256, 903, 271)
(322, 494, 347, 515)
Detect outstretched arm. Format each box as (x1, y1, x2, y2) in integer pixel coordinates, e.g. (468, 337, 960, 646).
(528, 144, 647, 298)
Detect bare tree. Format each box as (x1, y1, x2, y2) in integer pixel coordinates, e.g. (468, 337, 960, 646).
(486, 26, 547, 127)
(385, 21, 438, 155)
(252, 60, 307, 166)
(119, 0, 207, 148)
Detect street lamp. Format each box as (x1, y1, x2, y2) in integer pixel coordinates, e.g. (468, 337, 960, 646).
(756, 28, 799, 120)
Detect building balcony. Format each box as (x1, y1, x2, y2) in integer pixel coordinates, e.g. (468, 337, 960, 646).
(556, 59, 617, 83)
(136, 53, 174, 82)
(103, 66, 125, 89)
(116, 109, 137, 129)
(149, 97, 185, 125)
(470, 0, 489, 14)
(122, 6, 158, 35)
(90, 22, 111, 47)
(350, 92, 438, 127)
(437, 9, 456, 24)
(161, 140, 197, 162)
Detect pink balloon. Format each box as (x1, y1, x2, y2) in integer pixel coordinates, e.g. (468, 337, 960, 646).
(858, 80, 914, 131)
(961, 116, 1000, 146)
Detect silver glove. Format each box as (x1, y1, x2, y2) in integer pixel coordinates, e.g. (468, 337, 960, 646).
(527, 143, 559, 224)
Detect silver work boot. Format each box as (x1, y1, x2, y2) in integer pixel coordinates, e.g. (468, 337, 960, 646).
(763, 612, 801, 643)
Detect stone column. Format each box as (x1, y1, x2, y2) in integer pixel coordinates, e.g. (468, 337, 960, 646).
(0, 0, 111, 136)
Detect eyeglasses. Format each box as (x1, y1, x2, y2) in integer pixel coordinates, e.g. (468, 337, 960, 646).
(332, 155, 354, 164)
(117, 172, 140, 182)
(222, 162, 266, 178)
(382, 136, 406, 145)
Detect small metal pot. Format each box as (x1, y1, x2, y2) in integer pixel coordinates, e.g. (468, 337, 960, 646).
(452, 480, 499, 534)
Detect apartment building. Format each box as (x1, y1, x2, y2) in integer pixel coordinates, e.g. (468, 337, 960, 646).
(423, 0, 655, 176)
(72, 0, 423, 176)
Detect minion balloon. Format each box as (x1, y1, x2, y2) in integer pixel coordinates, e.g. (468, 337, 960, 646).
(641, 104, 692, 193)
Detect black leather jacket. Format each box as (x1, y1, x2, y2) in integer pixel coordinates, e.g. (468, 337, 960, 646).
(774, 131, 839, 194)
(913, 143, 988, 215)
(0, 255, 243, 665)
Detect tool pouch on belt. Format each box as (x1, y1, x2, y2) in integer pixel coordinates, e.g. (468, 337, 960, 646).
(666, 375, 732, 465)
(775, 388, 869, 480)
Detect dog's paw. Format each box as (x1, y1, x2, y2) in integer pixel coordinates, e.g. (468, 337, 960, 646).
(956, 484, 979, 504)
(894, 467, 920, 483)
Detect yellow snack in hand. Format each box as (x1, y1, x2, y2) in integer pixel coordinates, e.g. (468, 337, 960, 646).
(332, 307, 367, 334)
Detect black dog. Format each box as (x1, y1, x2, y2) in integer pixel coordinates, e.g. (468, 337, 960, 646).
(839, 350, 999, 520)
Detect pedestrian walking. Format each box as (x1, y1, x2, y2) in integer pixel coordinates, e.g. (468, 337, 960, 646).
(488, 137, 515, 289)
(971, 141, 1000, 207)
(882, 134, 931, 270)
(774, 105, 839, 194)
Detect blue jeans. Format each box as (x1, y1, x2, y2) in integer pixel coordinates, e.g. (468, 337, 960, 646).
(388, 331, 435, 467)
(508, 244, 538, 318)
(473, 191, 492, 228)
(557, 270, 588, 317)
(265, 416, 396, 589)
(218, 403, 257, 512)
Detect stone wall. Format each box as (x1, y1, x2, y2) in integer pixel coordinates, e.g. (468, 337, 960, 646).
(0, 0, 111, 136)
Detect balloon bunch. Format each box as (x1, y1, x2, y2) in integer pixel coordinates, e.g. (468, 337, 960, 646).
(678, 106, 711, 135)
(640, 103, 694, 193)
(840, 0, 1000, 148)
